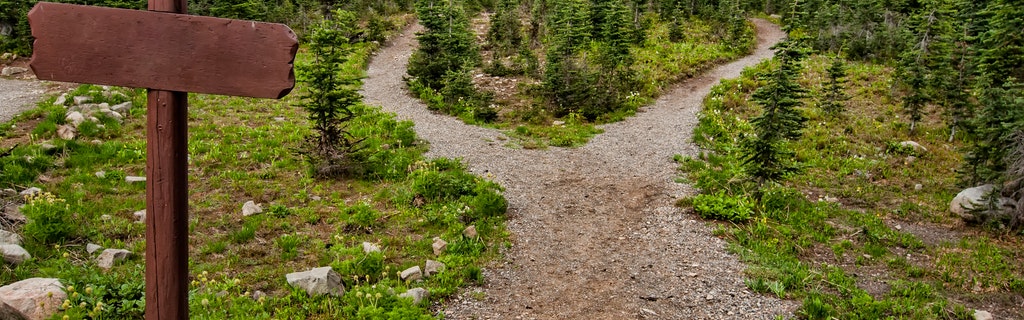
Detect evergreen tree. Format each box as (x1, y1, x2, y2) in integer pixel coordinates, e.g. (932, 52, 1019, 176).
(742, 38, 809, 185)
(296, 11, 365, 175)
(819, 55, 849, 116)
(408, 0, 480, 90)
(961, 0, 1024, 183)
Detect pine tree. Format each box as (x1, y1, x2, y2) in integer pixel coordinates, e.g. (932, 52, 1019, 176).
(819, 55, 849, 116)
(408, 0, 480, 90)
(961, 0, 1024, 183)
(742, 38, 809, 185)
(296, 11, 365, 175)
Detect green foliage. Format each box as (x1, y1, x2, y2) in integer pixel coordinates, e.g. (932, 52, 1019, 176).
(742, 39, 809, 185)
(296, 11, 366, 177)
(408, 0, 480, 90)
(21, 192, 76, 245)
(692, 191, 753, 222)
(343, 202, 382, 231)
(58, 265, 146, 319)
(819, 56, 849, 116)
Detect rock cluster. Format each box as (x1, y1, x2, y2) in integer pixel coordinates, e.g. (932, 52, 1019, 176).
(50, 89, 132, 140)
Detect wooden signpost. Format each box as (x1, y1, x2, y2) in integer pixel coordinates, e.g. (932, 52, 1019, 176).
(28, 1, 298, 318)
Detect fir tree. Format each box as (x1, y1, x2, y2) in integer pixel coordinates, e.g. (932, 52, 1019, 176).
(819, 55, 849, 116)
(742, 38, 809, 185)
(408, 0, 480, 90)
(296, 11, 365, 176)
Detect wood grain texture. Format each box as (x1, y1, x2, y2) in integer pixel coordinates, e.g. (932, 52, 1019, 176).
(144, 90, 189, 320)
(28, 2, 297, 98)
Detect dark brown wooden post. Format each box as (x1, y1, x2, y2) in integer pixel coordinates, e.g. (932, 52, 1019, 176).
(145, 0, 188, 318)
(27, 3, 297, 317)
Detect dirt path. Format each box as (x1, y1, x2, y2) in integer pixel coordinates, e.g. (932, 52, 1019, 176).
(362, 19, 796, 319)
(0, 78, 45, 124)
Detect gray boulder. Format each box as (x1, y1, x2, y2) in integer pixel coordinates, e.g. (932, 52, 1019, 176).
(950, 185, 1015, 222)
(424, 260, 446, 278)
(86, 243, 103, 254)
(400, 266, 422, 281)
(463, 225, 478, 238)
(72, 96, 91, 105)
(398, 288, 429, 305)
(19, 187, 41, 197)
(56, 125, 75, 140)
(974, 310, 992, 320)
(110, 102, 132, 113)
(1, 244, 31, 265)
(432, 237, 447, 256)
(125, 176, 146, 183)
(899, 141, 927, 153)
(242, 201, 262, 216)
(96, 249, 131, 270)
(286, 267, 344, 297)
(65, 111, 85, 127)
(0, 278, 66, 320)
(0, 230, 21, 245)
(133, 209, 146, 223)
(1, 66, 27, 77)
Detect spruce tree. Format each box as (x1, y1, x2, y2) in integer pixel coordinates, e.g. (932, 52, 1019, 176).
(742, 38, 809, 185)
(297, 11, 365, 175)
(819, 55, 849, 116)
(408, 0, 480, 90)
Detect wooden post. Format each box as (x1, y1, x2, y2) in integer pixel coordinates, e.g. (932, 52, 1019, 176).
(144, 0, 188, 318)
(27, 3, 297, 317)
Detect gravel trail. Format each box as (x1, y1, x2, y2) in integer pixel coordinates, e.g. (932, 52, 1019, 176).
(362, 19, 796, 319)
(0, 78, 45, 123)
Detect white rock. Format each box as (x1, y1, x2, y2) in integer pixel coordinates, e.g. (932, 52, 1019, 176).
(133, 210, 146, 223)
(52, 94, 67, 106)
(0, 230, 22, 245)
(242, 201, 262, 216)
(18, 187, 40, 197)
(400, 266, 422, 281)
(899, 141, 927, 153)
(86, 243, 103, 254)
(463, 225, 478, 238)
(125, 176, 146, 183)
(914, 184, 923, 191)
(973, 310, 993, 320)
(72, 96, 91, 105)
(65, 111, 85, 127)
(950, 184, 1013, 218)
(398, 288, 429, 304)
(95, 171, 106, 178)
(424, 260, 446, 278)
(432, 237, 447, 256)
(1, 244, 31, 265)
(56, 125, 75, 140)
(105, 110, 124, 121)
(1, 66, 27, 76)
(110, 102, 132, 113)
(285, 267, 344, 296)
(96, 249, 131, 269)
(99, 214, 111, 221)
(0, 278, 65, 320)
(362, 242, 380, 253)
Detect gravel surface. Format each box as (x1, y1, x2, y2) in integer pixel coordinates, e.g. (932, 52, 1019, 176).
(0, 78, 45, 123)
(362, 19, 796, 319)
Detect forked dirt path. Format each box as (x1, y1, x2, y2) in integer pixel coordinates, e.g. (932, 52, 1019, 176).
(363, 19, 795, 319)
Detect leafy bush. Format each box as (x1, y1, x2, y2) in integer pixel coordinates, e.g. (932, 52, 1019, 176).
(344, 202, 382, 231)
(58, 264, 146, 319)
(692, 191, 753, 222)
(21, 192, 76, 245)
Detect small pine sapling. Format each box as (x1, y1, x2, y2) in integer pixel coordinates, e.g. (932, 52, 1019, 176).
(296, 11, 366, 177)
(819, 56, 849, 116)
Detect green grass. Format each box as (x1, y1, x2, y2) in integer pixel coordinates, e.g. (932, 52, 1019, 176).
(680, 55, 1024, 318)
(0, 15, 508, 319)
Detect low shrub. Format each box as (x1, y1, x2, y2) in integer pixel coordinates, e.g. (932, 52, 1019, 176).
(692, 191, 753, 222)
